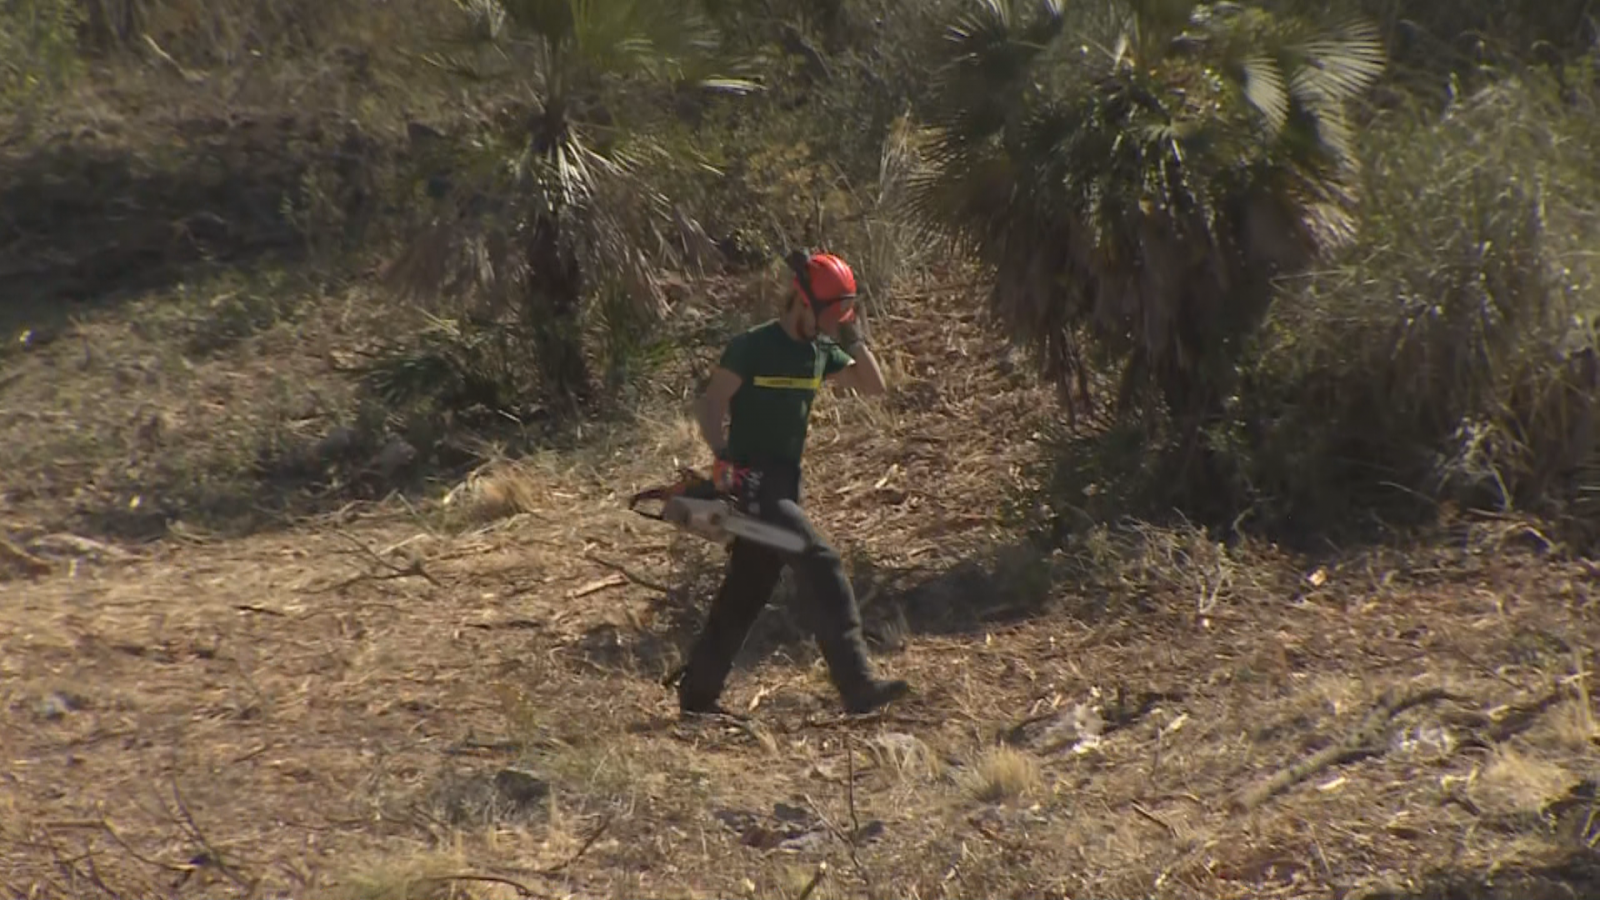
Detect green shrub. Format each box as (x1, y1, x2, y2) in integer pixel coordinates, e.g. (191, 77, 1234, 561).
(0, 0, 85, 121)
(1219, 64, 1600, 538)
(1023, 57, 1600, 546)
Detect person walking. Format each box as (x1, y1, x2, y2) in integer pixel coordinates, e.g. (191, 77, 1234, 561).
(676, 251, 911, 717)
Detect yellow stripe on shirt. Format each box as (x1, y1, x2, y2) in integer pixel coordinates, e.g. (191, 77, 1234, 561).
(751, 375, 823, 390)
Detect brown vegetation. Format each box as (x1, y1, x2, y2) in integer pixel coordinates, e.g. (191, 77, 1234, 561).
(3, 1, 1599, 898)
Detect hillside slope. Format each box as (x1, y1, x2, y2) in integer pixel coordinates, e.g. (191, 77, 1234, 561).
(4, 286, 1598, 900)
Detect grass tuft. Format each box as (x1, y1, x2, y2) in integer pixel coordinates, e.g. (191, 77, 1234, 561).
(963, 745, 1042, 805)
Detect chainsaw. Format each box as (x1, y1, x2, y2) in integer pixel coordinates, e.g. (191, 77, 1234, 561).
(628, 468, 811, 554)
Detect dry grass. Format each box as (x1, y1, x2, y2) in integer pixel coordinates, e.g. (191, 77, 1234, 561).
(7, 6, 1600, 898)
(3, 283, 1599, 899)
(0, 274, 413, 540)
(962, 745, 1042, 804)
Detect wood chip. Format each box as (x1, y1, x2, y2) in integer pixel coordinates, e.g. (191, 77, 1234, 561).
(568, 574, 627, 598)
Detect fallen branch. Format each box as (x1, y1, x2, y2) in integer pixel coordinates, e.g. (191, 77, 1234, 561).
(0, 537, 53, 578)
(1234, 687, 1466, 811)
(540, 814, 613, 875)
(805, 737, 878, 900)
(420, 873, 543, 897)
(584, 550, 672, 593)
(466, 618, 545, 632)
(310, 530, 441, 593)
(166, 779, 252, 892)
(1441, 684, 1572, 748)
(568, 573, 628, 598)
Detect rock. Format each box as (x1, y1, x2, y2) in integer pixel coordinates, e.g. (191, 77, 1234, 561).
(434, 765, 550, 825)
(714, 803, 883, 854)
(491, 767, 549, 812)
(772, 802, 810, 823)
(850, 819, 887, 844)
(36, 690, 86, 721)
(371, 438, 417, 477)
(312, 426, 360, 463)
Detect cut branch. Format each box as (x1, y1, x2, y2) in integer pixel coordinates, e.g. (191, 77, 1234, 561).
(1234, 687, 1466, 811)
(584, 549, 671, 593)
(540, 814, 613, 875)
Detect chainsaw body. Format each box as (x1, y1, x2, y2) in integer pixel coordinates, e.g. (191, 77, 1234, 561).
(630, 469, 810, 555)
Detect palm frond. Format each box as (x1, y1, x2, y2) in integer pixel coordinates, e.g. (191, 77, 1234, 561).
(1240, 52, 1289, 131)
(943, 0, 1061, 84)
(900, 0, 1388, 428)
(1287, 16, 1386, 106)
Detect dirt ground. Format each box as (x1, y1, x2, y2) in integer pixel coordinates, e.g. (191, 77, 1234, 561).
(3, 291, 1599, 900)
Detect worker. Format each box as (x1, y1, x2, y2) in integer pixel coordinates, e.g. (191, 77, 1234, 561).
(678, 251, 911, 716)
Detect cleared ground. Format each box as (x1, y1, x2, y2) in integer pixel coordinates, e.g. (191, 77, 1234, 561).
(3, 289, 1598, 900)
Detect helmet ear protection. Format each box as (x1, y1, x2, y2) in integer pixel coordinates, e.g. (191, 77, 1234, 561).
(783, 249, 857, 331)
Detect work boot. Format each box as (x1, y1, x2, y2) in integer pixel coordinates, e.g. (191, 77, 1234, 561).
(678, 685, 752, 719)
(840, 677, 912, 715)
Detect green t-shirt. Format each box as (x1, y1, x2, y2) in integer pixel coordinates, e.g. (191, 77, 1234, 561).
(717, 319, 854, 467)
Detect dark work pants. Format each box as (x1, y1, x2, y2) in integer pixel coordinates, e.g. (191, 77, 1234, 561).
(677, 462, 876, 710)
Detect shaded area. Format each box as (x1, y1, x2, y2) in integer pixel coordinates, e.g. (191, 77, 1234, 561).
(1355, 854, 1600, 900)
(570, 537, 1065, 684)
(0, 112, 393, 343)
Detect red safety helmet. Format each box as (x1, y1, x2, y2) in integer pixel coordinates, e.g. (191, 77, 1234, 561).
(786, 250, 858, 332)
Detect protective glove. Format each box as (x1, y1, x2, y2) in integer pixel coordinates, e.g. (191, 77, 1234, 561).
(712, 458, 765, 515)
(711, 458, 748, 496)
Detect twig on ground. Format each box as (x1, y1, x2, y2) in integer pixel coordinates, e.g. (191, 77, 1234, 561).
(846, 733, 863, 839)
(83, 818, 189, 875)
(1130, 801, 1179, 839)
(585, 550, 672, 593)
(540, 814, 613, 875)
(1234, 687, 1466, 811)
(805, 736, 878, 900)
(797, 863, 829, 900)
(467, 618, 546, 632)
(568, 573, 629, 598)
(166, 779, 253, 891)
(310, 529, 441, 593)
(421, 873, 544, 897)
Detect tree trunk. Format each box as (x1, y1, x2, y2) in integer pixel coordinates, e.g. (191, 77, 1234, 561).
(523, 216, 592, 409)
(1156, 323, 1238, 525)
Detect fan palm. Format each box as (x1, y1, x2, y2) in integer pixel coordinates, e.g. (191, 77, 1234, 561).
(902, 0, 1385, 436)
(388, 0, 755, 405)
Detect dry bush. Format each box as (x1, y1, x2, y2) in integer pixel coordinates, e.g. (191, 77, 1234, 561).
(1046, 514, 1296, 624)
(323, 848, 493, 900)
(961, 745, 1042, 804)
(1221, 63, 1600, 539)
(1008, 53, 1600, 548)
(439, 459, 547, 525)
(1471, 746, 1583, 823)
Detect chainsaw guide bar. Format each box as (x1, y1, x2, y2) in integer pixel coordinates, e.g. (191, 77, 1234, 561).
(628, 470, 810, 555)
